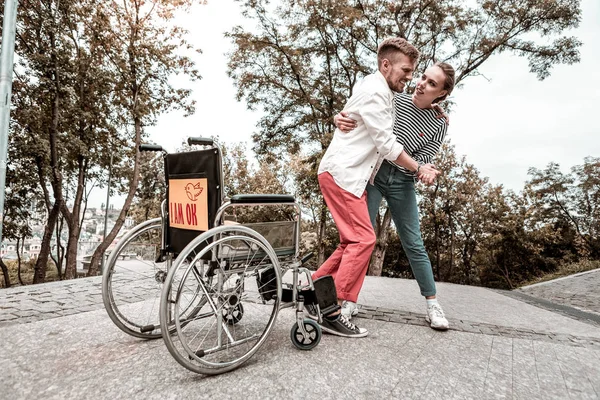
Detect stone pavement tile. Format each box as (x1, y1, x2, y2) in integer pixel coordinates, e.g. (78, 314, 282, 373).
(518, 269, 600, 315)
(388, 329, 446, 398)
(533, 341, 571, 399)
(570, 346, 600, 396)
(3, 305, 600, 400)
(416, 331, 477, 398)
(448, 333, 494, 400)
(480, 336, 513, 399)
(267, 320, 408, 398)
(359, 276, 600, 339)
(0, 312, 17, 321)
(553, 344, 600, 399)
(512, 339, 543, 400)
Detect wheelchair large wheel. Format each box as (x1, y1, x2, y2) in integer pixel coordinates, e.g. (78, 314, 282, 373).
(102, 218, 166, 339)
(160, 225, 282, 375)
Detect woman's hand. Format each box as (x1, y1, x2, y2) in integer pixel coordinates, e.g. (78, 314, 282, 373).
(417, 163, 440, 185)
(334, 111, 357, 133)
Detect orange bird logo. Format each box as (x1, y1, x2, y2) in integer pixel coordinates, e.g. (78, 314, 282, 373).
(185, 182, 203, 201)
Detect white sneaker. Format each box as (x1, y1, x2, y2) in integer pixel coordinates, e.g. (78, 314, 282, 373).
(426, 303, 449, 330)
(341, 301, 358, 319)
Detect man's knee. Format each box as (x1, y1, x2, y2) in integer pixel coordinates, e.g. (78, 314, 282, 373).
(363, 229, 376, 249)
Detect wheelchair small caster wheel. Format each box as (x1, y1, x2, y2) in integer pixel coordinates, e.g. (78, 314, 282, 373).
(223, 303, 244, 325)
(290, 319, 321, 350)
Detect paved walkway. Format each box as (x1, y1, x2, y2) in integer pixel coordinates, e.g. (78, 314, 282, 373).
(1, 275, 599, 399)
(517, 268, 600, 315)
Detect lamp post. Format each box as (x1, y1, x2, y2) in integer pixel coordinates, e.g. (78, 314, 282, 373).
(0, 0, 18, 245)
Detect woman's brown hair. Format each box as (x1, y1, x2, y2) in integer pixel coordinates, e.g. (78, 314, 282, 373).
(433, 62, 455, 103)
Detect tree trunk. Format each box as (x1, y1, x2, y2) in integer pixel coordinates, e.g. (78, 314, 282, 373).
(17, 237, 24, 285)
(34, 203, 61, 284)
(53, 218, 64, 280)
(432, 183, 441, 279)
(63, 225, 80, 279)
(0, 258, 10, 288)
(62, 157, 87, 279)
(499, 247, 514, 289)
(446, 212, 455, 282)
(88, 117, 142, 276)
(35, 27, 65, 284)
(368, 207, 392, 276)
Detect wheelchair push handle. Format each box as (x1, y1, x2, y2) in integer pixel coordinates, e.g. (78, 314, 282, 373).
(139, 143, 164, 152)
(187, 137, 214, 146)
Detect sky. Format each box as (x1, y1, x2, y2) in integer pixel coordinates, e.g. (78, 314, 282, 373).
(92, 0, 600, 208)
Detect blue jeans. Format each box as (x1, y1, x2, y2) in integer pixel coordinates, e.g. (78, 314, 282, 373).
(366, 162, 437, 297)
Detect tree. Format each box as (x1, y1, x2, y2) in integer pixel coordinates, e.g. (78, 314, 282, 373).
(227, 0, 582, 271)
(12, 0, 80, 283)
(7, 0, 204, 282)
(128, 150, 166, 225)
(222, 142, 295, 223)
(86, 0, 202, 275)
(526, 157, 600, 258)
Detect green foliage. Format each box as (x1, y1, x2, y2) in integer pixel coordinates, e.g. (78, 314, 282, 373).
(228, 0, 581, 159)
(129, 151, 166, 224)
(6, 0, 204, 282)
(221, 142, 296, 224)
(526, 157, 600, 257)
(227, 0, 582, 267)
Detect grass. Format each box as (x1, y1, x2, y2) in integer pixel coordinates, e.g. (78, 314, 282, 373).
(518, 259, 600, 288)
(1, 259, 61, 288)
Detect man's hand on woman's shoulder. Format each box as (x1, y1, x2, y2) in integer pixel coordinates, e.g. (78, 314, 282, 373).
(432, 103, 449, 125)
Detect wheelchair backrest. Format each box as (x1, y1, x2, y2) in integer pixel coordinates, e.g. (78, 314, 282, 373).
(164, 147, 222, 255)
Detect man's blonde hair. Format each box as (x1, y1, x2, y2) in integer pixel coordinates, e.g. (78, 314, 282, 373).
(377, 38, 420, 68)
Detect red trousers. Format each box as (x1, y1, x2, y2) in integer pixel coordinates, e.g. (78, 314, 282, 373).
(312, 172, 376, 303)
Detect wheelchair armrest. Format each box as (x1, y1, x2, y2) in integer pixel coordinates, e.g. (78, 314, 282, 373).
(230, 194, 296, 204)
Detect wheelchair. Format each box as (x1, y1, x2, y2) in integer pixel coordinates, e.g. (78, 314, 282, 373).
(102, 137, 336, 375)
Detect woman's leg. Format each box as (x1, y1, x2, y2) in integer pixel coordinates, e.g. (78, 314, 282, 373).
(366, 162, 390, 228)
(385, 173, 436, 297)
(384, 170, 448, 329)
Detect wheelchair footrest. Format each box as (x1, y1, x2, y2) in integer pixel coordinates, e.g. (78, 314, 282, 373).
(313, 275, 338, 312)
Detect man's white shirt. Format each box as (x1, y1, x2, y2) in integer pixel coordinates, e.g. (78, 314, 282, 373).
(318, 70, 404, 198)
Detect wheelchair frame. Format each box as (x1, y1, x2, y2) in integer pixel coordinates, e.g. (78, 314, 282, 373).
(101, 137, 324, 376)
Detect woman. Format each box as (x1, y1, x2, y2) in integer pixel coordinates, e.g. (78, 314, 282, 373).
(335, 62, 455, 330)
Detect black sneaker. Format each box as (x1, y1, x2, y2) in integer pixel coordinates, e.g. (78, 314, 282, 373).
(319, 314, 368, 338)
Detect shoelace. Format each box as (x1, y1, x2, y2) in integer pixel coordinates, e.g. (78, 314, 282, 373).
(339, 315, 358, 331)
(429, 304, 445, 318)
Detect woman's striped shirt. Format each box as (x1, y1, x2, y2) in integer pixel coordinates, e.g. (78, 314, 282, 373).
(388, 93, 448, 176)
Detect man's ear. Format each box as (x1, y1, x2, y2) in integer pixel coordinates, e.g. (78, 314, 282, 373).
(380, 58, 390, 71)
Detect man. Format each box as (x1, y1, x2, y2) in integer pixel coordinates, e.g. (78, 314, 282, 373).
(312, 37, 440, 338)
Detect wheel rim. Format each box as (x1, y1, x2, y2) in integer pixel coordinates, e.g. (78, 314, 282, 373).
(102, 219, 164, 338)
(161, 225, 282, 374)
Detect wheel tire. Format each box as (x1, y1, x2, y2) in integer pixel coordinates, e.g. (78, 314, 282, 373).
(102, 218, 165, 339)
(160, 225, 282, 375)
(290, 319, 322, 350)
